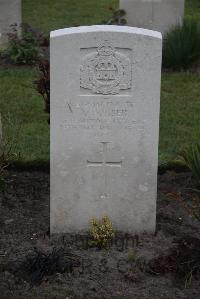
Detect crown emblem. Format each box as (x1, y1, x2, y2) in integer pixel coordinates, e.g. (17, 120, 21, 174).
(97, 41, 114, 56)
(80, 41, 131, 95)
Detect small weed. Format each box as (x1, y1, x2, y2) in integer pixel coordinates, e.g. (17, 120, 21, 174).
(89, 215, 115, 249)
(102, 7, 127, 25)
(178, 143, 200, 183)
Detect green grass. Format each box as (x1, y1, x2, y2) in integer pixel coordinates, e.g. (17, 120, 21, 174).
(22, 0, 200, 36)
(186, 0, 200, 20)
(160, 73, 200, 163)
(23, 0, 118, 35)
(0, 68, 49, 162)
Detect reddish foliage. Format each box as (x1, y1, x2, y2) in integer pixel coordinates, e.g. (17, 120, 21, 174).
(148, 236, 200, 284)
(34, 59, 50, 123)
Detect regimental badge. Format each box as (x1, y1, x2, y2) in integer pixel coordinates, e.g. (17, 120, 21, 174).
(80, 41, 132, 95)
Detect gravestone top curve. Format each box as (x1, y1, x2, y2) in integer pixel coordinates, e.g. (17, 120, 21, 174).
(50, 25, 162, 39)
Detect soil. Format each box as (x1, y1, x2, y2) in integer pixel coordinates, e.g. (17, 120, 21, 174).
(0, 170, 200, 299)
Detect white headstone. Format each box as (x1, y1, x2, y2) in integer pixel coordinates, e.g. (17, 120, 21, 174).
(50, 25, 162, 234)
(120, 0, 185, 35)
(0, 0, 21, 46)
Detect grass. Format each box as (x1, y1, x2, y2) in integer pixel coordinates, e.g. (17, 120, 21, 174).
(160, 73, 200, 163)
(0, 0, 199, 165)
(186, 0, 200, 20)
(23, 0, 118, 35)
(0, 68, 49, 162)
(22, 0, 200, 36)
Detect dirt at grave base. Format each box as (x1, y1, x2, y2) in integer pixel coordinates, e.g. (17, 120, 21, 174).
(0, 170, 199, 299)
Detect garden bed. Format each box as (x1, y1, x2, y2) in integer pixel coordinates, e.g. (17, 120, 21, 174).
(0, 170, 199, 298)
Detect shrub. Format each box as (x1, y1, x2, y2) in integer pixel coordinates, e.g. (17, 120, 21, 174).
(5, 23, 48, 65)
(178, 143, 200, 183)
(163, 19, 200, 70)
(89, 215, 115, 249)
(107, 8, 127, 25)
(34, 59, 50, 123)
(9, 247, 80, 286)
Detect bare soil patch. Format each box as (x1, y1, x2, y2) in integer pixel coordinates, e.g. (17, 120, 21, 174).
(0, 170, 199, 298)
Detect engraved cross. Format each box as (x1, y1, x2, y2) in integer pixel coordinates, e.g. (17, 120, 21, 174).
(87, 142, 122, 198)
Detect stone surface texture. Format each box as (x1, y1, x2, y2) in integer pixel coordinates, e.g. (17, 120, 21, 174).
(50, 25, 162, 234)
(120, 0, 185, 35)
(0, 0, 21, 45)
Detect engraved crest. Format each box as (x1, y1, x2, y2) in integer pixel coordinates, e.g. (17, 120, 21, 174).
(80, 41, 131, 95)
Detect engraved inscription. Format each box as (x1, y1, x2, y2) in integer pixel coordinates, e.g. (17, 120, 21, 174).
(80, 41, 132, 95)
(62, 99, 138, 131)
(62, 99, 137, 131)
(87, 142, 122, 198)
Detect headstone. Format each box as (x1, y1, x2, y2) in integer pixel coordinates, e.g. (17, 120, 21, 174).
(50, 25, 162, 234)
(120, 0, 185, 35)
(0, 0, 21, 46)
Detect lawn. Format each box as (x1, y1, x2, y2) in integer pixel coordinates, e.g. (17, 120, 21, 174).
(186, 0, 200, 20)
(23, 0, 118, 35)
(22, 0, 200, 35)
(0, 0, 200, 165)
(160, 73, 200, 163)
(0, 68, 49, 163)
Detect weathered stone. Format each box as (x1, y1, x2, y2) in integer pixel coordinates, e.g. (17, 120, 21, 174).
(120, 0, 185, 35)
(50, 25, 162, 234)
(0, 0, 21, 46)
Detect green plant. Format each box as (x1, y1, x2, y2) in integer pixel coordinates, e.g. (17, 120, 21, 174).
(106, 7, 127, 25)
(163, 18, 200, 70)
(178, 143, 200, 182)
(5, 23, 45, 65)
(89, 215, 115, 249)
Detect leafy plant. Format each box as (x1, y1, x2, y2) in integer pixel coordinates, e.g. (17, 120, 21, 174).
(9, 247, 80, 286)
(178, 143, 200, 183)
(34, 59, 50, 123)
(89, 215, 115, 249)
(5, 23, 47, 65)
(106, 8, 127, 25)
(163, 19, 200, 70)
